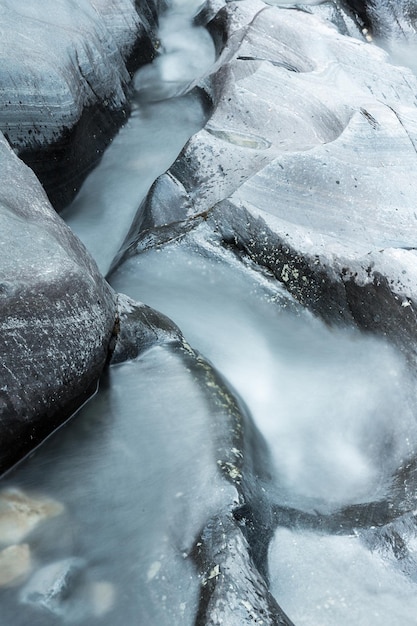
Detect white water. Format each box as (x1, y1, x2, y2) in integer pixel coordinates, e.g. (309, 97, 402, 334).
(110, 234, 417, 511)
(269, 527, 417, 626)
(61, 0, 214, 275)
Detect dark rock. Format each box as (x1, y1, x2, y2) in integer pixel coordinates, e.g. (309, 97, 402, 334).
(111, 293, 184, 364)
(0, 132, 117, 474)
(341, 0, 417, 40)
(0, 0, 166, 209)
(104, 289, 294, 624)
(20, 557, 86, 620)
(192, 514, 295, 626)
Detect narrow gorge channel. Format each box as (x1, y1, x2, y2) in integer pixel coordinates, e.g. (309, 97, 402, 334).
(2, 1, 417, 625)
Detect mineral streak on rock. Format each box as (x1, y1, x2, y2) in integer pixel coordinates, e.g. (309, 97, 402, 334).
(0, 132, 117, 473)
(110, 293, 184, 364)
(0, 0, 166, 209)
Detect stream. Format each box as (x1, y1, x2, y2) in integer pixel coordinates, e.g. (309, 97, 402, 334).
(2, 1, 417, 624)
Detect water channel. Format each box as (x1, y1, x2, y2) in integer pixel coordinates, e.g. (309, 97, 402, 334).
(2, 1, 417, 624)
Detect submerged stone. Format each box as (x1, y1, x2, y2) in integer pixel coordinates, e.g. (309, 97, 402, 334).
(0, 544, 31, 588)
(0, 488, 64, 546)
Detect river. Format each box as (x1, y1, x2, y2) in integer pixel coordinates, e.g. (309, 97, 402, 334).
(2, 1, 417, 624)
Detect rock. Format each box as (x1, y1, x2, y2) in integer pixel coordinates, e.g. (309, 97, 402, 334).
(0, 488, 64, 546)
(341, 0, 417, 41)
(116, 0, 417, 360)
(89, 580, 116, 618)
(111, 293, 183, 364)
(0, 132, 117, 473)
(0, 284, 294, 624)
(20, 557, 86, 620)
(104, 5, 417, 619)
(0, 0, 165, 208)
(193, 514, 294, 626)
(0, 544, 31, 588)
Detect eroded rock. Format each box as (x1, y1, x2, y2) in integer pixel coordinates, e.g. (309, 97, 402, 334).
(111, 293, 183, 364)
(0, 132, 117, 473)
(115, 0, 417, 360)
(20, 557, 86, 620)
(0, 0, 165, 208)
(0, 544, 31, 588)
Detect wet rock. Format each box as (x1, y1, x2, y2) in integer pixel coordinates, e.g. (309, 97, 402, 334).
(0, 132, 117, 473)
(111, 293, 183, 364)
(0, 488, 64, 546)
(119, 0, 417, 359)
(0, 544, 31, 588)
(341, 0, 417, 42)
(0, 0, 165, 208)
(20, 557, 86, 620)
(193, 514, 294, 626)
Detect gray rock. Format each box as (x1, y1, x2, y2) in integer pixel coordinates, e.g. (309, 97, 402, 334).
(340, 0, 417, 41)
(193, 514, 294, 625)
(117, 0, 417, 360)
(0, 132, 117, 473)
(0, 0, 165, 208)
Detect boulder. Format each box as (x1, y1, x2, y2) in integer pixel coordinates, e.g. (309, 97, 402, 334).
(0, 132, 117, 473)
(0, 0, 166, 209)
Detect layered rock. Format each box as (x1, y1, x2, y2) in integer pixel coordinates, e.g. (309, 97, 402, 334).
(0, 132, 117, 473)
(0, 0, 165, 208)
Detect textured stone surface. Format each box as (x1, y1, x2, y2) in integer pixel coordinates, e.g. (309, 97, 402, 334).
(341, 0, 417, 40)
(117, 0, 417, 360)
(0, 0, 165, 208)
(111, 293, 184, 364)
(104, 6, 417, 619)
(0, 132, 117, 473)
(2, 0, 417, 623)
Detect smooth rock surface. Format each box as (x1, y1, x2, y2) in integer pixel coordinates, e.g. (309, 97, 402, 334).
(116, 0, 417, 357)
(2, 0, 417, 624)
(104, 1, 417, 622)
(0, 132, 117, 473)
(0, 0, 165, 208)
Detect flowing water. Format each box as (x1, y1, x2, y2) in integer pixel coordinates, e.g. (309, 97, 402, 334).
(61, 0, 215, 276)
(3, 2, 417, 624)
